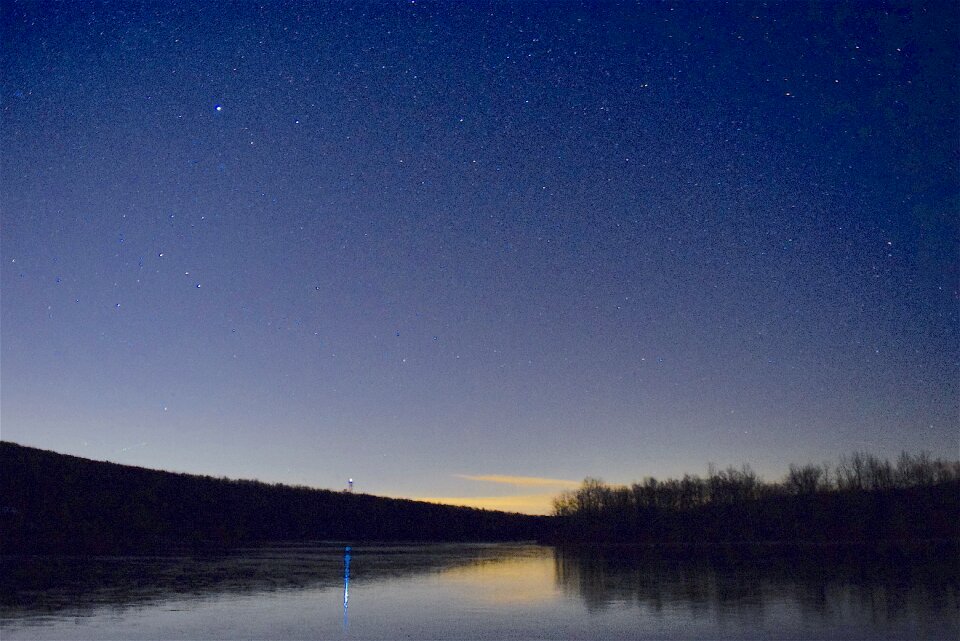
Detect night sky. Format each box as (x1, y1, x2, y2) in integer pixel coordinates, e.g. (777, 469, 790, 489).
(2, 1, 957, 514)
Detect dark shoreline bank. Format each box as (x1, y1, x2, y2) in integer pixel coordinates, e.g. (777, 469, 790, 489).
(0, 442, 544, 555)
(3, 441, 958, 556)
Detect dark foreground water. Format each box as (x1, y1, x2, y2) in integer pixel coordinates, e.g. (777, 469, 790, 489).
(1, 542, 957, 640)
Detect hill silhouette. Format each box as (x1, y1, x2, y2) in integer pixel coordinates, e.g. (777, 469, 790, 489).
(3, 442, 957, 555)
(0, 442, 547, 554)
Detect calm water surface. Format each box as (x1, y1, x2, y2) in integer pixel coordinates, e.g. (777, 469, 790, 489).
(1, 543, 957, 640)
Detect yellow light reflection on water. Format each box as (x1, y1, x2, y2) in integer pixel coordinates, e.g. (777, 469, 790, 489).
(436, 549, 560, 606)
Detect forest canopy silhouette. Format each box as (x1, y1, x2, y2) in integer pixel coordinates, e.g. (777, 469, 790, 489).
(1, 443, 957, 554)
(0, 442, 544, 554)
(550, 452, 960, 544)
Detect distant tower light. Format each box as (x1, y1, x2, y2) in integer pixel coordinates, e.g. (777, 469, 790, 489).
(348, 478, 354, 493)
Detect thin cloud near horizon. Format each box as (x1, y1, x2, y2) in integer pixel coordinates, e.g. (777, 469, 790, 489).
(455, 474, 581, 488)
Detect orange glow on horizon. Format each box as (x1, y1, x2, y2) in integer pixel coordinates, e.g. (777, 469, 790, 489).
(410, 493, 558, 515)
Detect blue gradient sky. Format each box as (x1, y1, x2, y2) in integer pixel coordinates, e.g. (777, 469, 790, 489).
(2, 1, 957, 513)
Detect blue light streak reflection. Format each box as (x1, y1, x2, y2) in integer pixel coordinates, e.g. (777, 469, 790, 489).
(343, 546, 351, 631)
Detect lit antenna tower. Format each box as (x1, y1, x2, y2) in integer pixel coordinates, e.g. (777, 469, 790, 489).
(347, 478, 354, 493)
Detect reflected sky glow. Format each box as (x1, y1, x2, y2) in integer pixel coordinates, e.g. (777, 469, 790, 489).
(437, 553, 560, 606)
(3, 544, 955, 640)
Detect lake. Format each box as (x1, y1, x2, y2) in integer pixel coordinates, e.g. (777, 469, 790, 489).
(2, 542, 957, 640)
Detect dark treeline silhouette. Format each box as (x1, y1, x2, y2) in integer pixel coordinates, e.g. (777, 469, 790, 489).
(4, 443, 957, 555)
(551, 452, 960, 544)
(0, 442, 546, 554)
